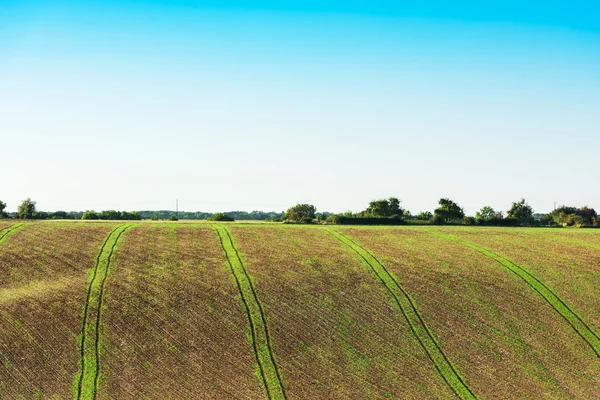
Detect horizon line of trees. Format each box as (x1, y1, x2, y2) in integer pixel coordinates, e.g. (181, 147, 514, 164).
(2, 197, 598, 227)
(283, 198, 599, 228)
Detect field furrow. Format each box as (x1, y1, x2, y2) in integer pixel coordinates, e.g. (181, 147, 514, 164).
(434, 232, 600, 358)
(214, 224, 287, 400)
(75, 224, 132, 400)
(328, 228, 476, 400)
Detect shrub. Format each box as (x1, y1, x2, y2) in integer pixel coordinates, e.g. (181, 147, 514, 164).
(463, 216, 476, 225)
(210, 213, 235, 222)
(81, 211, 99, 220)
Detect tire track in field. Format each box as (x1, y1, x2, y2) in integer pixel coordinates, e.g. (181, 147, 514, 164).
(75, 224, 132, 400)
(213, 224, 287, 400)
(0, 224, 23, 244)
(433, 231, 600, 358)
(328, 229, 477, 400)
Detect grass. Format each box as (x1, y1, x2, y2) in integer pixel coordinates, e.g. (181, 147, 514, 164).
(328, 228, 477, 400)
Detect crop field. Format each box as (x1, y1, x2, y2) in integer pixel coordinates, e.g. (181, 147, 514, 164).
(0, 222, 599, 399)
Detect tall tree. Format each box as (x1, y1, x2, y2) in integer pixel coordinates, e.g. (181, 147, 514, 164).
(365, 197, 404, 217)
(0, 200, 7, 218)
(475, 206, 496, 221)
(434, 198, 465, 224)
(507, 198, 534, 225)
(17, 198, 37, 219)
(286, 204, 317, 222)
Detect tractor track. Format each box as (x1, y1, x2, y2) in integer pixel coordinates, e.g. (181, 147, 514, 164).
(0, 224, 24, 244)
(213, 224, 286, 400)
(328, 229, 477, 400)
(433, 232, 600, 358)
(76, 224, 132, 400)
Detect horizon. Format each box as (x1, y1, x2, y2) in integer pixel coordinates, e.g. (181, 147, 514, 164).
(2, 1, 599, 215)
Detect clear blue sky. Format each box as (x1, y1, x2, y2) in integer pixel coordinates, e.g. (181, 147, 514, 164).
(2, 1, 599, 214)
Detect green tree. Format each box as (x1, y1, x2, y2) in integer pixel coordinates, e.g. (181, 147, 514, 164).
(475, 206, 496, 221)
(507, 199, 534, 225)
(286, 204, 316, 222)
(433, 198, 465, 224)
(415, 211, 433, 221)
(364, 197, 404, 217)
(100, 210, 121, 220)
(81, 210, 99, 220)
(210, 212, 235, 222)
(0, 200, 7, 218)
(17, 198, 37, 219)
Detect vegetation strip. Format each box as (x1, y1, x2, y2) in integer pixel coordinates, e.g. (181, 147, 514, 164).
(433, 232, 600, 358)
(75, 224, 132, 400)
(213, 224, 287, 400)
(328, 229, 477, 400)
(0, 224, 23, 244)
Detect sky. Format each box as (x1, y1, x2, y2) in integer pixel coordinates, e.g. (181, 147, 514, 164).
(1, 0, 599, 214)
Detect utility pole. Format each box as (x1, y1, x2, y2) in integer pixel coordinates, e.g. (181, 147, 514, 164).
(176, 199, 179, 218)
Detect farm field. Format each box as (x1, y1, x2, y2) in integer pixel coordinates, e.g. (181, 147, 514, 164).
(0, 221, 599, 399)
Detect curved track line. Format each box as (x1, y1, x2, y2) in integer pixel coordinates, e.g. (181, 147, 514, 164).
(0, 224, 24, 244)
(433, 231, 600, 358)
(328, 229, 477, 400)
(213, 224, 286, 400)
(75, 224, 132, 400)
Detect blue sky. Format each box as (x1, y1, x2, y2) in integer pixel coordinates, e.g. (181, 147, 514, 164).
(2, 1, 599, 214)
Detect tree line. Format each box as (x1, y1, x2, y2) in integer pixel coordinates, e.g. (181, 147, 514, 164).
(1, 197, 598, 227)
(283, 198, 599, 227)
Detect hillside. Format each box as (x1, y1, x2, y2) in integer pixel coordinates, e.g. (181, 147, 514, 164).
(0, 222, 599, 399)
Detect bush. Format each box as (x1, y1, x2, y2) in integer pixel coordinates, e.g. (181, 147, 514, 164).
(168, 215, 178, 221)
(209, 213, 235, 222)
(431, 214, 445, 225)
(81, 211, 99, 220)
(286, 204, 316, 222)
(463, 216, 476, 225)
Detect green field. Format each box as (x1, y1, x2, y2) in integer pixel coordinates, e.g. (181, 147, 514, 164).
(0, 221, 599, 399)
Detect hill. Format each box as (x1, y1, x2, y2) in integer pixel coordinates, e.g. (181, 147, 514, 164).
(0, 222, 599, 399)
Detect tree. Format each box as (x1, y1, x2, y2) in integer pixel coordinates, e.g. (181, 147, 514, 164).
(17, 198, 37, 219)
(364, 197, 404, 218)
(433, 198, 465, 224)
(100, 210, 121, 220)
(81, 210, 99, 220)
(415, 211, 433, 221)
(210, 212, 235, 222)
(507, 199, 534, 225)
(475, 206, 496, 221)
(286, 204, 316, 222)
(0, 200, 7, 218)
